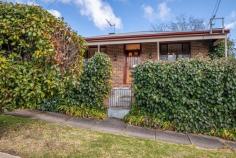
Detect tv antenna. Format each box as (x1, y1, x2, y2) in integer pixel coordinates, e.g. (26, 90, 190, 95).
(106, 19, 116, 34)
(209, 0, 224, 34)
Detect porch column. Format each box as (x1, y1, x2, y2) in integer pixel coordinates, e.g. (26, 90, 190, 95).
(224, 36, 228, 58)
(157, 41, 160, 61)
(97, 45, 100, 53)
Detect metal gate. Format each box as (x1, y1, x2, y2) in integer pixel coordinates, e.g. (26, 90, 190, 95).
(109, 87, 132, 108)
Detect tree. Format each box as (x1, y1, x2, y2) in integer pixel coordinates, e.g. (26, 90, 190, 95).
(152, 16, 206, 32)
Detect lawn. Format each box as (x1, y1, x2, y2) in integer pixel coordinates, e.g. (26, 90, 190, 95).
(0, 115, 235, 158)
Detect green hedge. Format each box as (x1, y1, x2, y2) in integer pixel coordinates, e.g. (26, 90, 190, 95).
(0, 2, 85, 112)
(130, 59, 236, 139)
(0, 3, 112, 119)
(76, 53, 112, 109)
(0, 58, 64, 111)
(0, 2, 85, 71)
(39, 53, 112, 119)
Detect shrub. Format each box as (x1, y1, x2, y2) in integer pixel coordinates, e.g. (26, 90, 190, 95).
(0, 2, 85, 72)
(38, 53, 112, 119)
(0, 3, 111, 120)
(0, 57, 65, 111)
(75, 53, 112, 110)
(57, 104, 107, 119)
(130, 58, 236, 140)
(0, 2, 85, 112)
(124, 104, 174, 130)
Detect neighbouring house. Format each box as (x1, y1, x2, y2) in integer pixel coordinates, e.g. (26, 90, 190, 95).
(85, 29, 229, 110)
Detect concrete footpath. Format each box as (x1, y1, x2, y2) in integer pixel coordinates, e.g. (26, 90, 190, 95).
(5, 109, 236, 150)
(0, 152, 20, 158)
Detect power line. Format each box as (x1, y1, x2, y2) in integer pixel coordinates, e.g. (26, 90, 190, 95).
(211, 0, 219, 18)
(211, 0, 222, 19)
(209, 0, 224, 32)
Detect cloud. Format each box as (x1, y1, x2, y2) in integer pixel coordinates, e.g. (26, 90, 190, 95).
(143, 5, 155, 21)
(225, 10, 236, 29)
(158, 2, 171, 21)
(226, 21, 236, 29)
(143, 2, 172, 22)
(75, 0, 122, 30)
(44, 0, 122, 30)
(48, 9, 62, 18)
(8, 0, 122, 30)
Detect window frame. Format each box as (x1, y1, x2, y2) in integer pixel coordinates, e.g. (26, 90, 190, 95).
(160, 42, 191, 61)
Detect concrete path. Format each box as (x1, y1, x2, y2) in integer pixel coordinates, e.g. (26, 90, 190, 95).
(5, 109, 236, 150)
(0, 152, 20, 158)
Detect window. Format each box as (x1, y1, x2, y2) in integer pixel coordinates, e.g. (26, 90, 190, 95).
(160, 43, 190, 61)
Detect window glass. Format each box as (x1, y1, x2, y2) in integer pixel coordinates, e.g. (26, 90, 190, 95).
(182, 43, 190, 54)
(168, 44, 182, 55)
(160, 44, 168, 55)
(160, 43, 190, 61)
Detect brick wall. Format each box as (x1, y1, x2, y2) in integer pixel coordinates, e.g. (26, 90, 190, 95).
(191, 41, 210, 58)
(141, 43, 158, 62)
(106, 44, 126, 87)
(105, 43, 158, 87)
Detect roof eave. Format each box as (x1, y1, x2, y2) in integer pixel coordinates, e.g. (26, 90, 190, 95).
(85, 29, 230, 43)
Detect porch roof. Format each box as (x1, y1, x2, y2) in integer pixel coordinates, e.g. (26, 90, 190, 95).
(85, 29, 229, 46)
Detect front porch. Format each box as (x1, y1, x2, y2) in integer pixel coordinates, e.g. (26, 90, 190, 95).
(87, 41, 212, 114)
(85, 30, 229, 110)
(87, 40, 213, 87)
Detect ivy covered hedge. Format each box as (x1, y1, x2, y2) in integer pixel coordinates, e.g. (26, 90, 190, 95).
(126, 59, 236, 140)
(76, 53, 112, 109)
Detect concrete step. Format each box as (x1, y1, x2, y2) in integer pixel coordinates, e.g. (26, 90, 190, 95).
(108, 108, 130, 119)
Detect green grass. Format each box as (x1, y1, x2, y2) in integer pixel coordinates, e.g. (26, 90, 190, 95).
(0, 115, 235, 158)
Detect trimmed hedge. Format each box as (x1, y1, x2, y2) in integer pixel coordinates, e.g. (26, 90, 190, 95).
(130, 59, 236, 139)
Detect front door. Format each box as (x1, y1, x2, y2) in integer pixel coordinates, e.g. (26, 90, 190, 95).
(125, 51, 140, 84)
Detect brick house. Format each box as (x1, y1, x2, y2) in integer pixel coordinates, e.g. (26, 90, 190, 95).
(85, 29, 229, 109)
